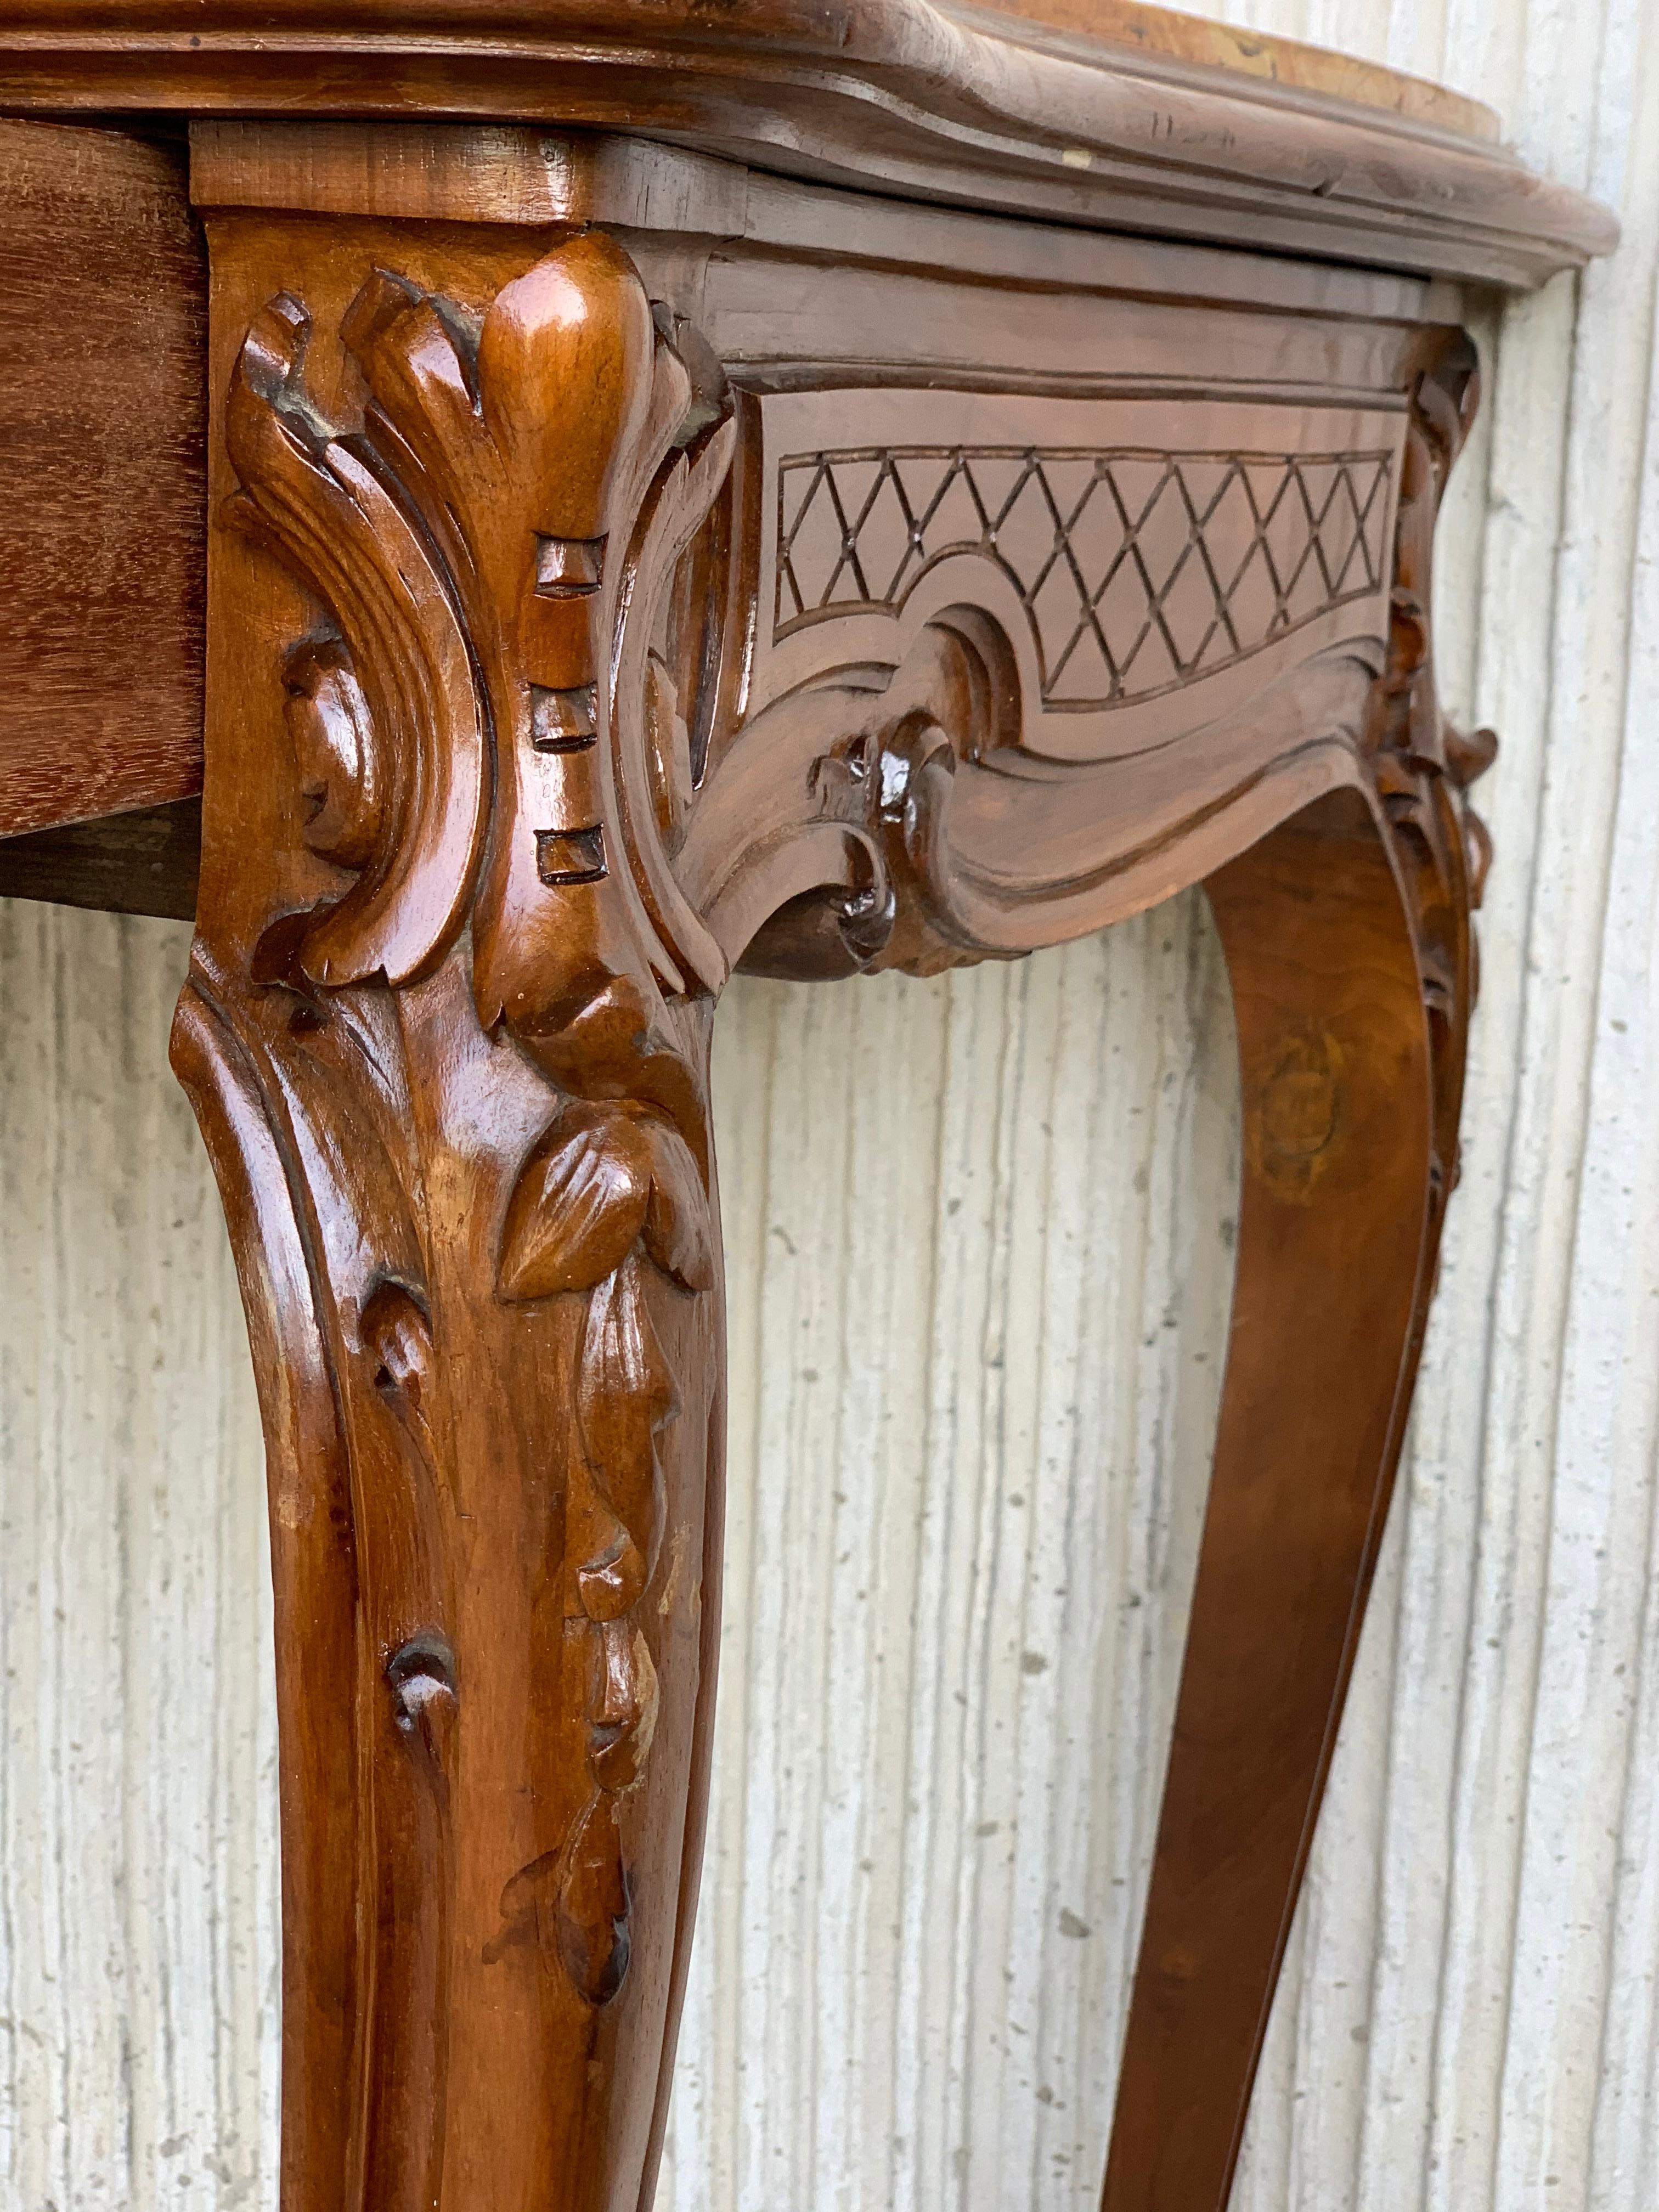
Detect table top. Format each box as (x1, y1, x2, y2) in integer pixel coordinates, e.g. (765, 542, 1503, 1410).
(968, 0, 1497, 140)
(0, 0, 1612, 288)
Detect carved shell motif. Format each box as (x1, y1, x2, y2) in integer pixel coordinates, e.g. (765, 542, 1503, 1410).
(226, 234, 734, 2006)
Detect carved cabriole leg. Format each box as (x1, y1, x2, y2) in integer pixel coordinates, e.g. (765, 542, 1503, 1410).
(1101, 340, 1492, 2212)
(1097, 787, 1442, 2210)
(173, 214, 735, 2210)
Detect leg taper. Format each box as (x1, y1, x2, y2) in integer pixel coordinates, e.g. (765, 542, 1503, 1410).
(1100, 330, 1489, 2212)
(175, 221, 733, 2212)
(1101, 777, 1472, 2210)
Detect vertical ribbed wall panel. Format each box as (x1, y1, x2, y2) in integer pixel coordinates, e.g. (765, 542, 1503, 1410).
(663, 917, 1238, 2211)
(0, 910, 276, 2210)
(3, 1, 1657, 2202)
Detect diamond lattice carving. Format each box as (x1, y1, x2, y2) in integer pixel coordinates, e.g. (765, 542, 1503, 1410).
(775, 446, 1394, 708)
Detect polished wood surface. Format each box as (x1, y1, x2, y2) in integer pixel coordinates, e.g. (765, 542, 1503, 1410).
(966, 0, 1498, 138)
(1107, 331, 1491, 2211)
(0, 120, 205, 836)
(177, 216, 732, 2212)
(0, 104, 1462, 847)
(0, 9, 1610, 2204)
(128, 116, 1506, 2208)
(0, 0, 1613, 285)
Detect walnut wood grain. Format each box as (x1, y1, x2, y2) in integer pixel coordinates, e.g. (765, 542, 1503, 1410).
(2, 0, 1500, 137)
(0, 94, 1459, 873)
(0, 0, 1615, 286)
(177, 220, 735, 2212)
(1105, 779, 1467, 2205)
(1103, 335, 1490, 2212)
(1106, 799, 1430, 2207)
(0, 0, 1595, 2188)
(962, 0, 1498, 137)
(0, 800, 200, 919)
(144, 105, 1513, 2199)
(0, 118, 205, 836)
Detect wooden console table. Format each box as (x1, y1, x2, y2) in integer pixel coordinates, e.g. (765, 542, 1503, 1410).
(0, 5, 1615, 2205)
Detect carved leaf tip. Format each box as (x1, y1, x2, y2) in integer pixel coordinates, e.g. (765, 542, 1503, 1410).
(234, 292, 336, 454)
(361, 1278, 435, 1427)
(639, 1121, 713, 1291)
(654, 304, 730, 452)
(498, 1101, 712, 1303)
(1446, 722, 1499, 791)
(340, 264, 425, 356)
(500, 1105, 654, 1299)
(486, 1798, 633, 2007)
(554, 1796, 632, 2006)
(239, 290, 306, 385)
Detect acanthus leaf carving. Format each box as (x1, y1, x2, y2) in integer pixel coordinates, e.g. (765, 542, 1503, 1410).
(215, 229, 735, 2040)
(227, 292, 488, 990)
(1363, 326, 1496, 1209)
(499, 1098, 712, 1302)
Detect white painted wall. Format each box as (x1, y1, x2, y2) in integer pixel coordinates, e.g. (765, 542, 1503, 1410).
(3, 1, 1657, 2203)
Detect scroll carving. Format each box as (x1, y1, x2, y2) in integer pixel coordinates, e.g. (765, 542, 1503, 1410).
(1365, 329, 1497, 1214)
(176, 227, 737, 2210)
(658, 382, 1438, 983)
(691, 371, 1492, 1002)
(221, 231, 731, 2011)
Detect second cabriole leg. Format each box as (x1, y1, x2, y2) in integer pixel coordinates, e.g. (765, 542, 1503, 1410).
(1101, 332, 1490, 2212)
(1102, 780, 1474, 2211)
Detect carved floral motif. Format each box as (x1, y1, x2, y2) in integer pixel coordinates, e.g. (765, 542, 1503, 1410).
(223, 232, 734, 2009)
